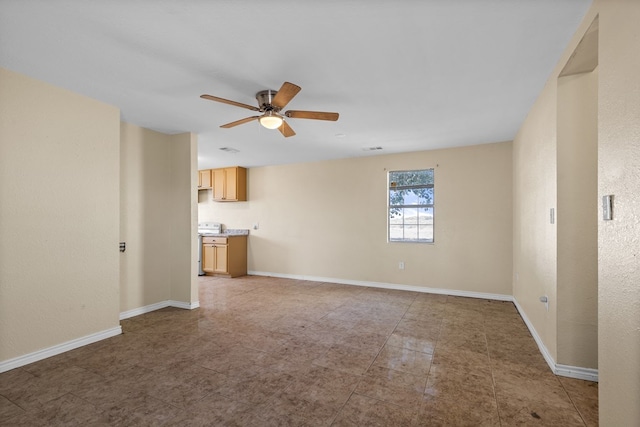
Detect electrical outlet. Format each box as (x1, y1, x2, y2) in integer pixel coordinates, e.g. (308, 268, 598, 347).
(539, 295, 549, 311)
(398, 261, 405, 270)
(253, 222, 259, 230)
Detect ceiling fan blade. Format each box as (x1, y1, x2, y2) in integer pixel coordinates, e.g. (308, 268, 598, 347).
(271, 82, 301, 109)
(285, 110, 339, 121)
(278, 120, 296, 137)
(220, 116, 260, 128)
(201, 94, 260, 111)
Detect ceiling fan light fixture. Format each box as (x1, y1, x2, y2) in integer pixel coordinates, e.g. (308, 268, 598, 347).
(201, 82, 339, 137)
(259, 111, 283, 130)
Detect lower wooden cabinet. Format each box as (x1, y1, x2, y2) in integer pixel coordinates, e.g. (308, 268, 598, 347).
(202, 235, 247, 277)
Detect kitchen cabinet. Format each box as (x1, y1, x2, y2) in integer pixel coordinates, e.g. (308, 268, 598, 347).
(202, 235, 247, 277)
(198, 169, 212, 189)
(212, 166, 246, 201)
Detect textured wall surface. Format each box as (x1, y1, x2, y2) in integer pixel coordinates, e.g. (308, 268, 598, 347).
(0, 68, 120, 361)
(597, 0, 640, 424)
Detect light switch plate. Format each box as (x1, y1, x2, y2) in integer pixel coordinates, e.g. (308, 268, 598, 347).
(602, 195, 613, 220)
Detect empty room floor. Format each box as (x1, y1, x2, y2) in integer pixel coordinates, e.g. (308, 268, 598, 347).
(0, 276, 598, 426)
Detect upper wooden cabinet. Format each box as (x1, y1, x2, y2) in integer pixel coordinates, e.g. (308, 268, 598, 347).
(212, 166, 246, 201)
(198, 169, 212, 189)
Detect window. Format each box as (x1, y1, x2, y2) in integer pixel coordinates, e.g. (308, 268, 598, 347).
(388, 169, 434, 242)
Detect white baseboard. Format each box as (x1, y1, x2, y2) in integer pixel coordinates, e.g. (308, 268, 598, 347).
(248, 270, 512, 302)
(169, 300, 200, 310)
(0, 300, 201, 373)
(555, 364, 599, 382)
(512, 298, 598, 382)
(512, 298, 558, 371)
(120, 301, 171, 320)
(0, 326, 122, 374)
(119, 300, 199, 320)
(2, 278, 596, 382)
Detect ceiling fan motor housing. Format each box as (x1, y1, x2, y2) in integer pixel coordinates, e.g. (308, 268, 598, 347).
(256, 90, 279, 112)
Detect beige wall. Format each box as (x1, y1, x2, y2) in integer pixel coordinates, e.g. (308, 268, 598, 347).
(120, 124, 198, 312)
(120, 124, 173, 311)
(512, 72, 559, 359)
(199, 141, 513, 296)
(557, 69, 598, 369)
(514, 0, 640, 424)
(513, 11, 600, 369)
(597, 1, 640, 424)
(169, 132, 198, 305)
(0, 67, 121, 362)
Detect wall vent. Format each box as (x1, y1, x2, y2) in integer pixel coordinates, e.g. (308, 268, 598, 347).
(219, 147, 239, 153)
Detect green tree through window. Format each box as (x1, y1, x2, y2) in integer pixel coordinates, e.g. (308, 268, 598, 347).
(388, 169, 434, 242)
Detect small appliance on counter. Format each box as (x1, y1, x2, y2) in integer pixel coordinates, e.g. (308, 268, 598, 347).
(197, 222, 222, 276)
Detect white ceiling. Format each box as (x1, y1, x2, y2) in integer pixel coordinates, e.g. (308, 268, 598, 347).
(0, 0, 590, 169)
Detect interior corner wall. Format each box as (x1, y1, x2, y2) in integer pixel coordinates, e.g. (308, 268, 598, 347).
(199, 141, 513, 296)
(119, 126, 198, 312)
(513, 5, 601, 370)
(119, 122, 173, 312)
(169, 132, 198, 306)
(557, 69, 598, 369)
(0, 67, 121, 363)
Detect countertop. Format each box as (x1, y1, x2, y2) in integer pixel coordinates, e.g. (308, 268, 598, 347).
(200, 229, 249, 237)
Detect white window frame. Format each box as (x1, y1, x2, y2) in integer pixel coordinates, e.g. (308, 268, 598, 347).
(388, 168, 434, 243)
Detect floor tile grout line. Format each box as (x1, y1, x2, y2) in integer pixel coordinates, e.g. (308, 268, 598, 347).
(419, 298, 446, 418)
(556, 375, 590, 427)
(484, 306, 505, 427)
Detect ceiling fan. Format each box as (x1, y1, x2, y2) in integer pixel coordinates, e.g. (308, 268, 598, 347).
(200, 82, 339, 137)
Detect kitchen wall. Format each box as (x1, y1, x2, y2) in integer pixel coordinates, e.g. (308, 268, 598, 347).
(514, 0, 640, 424)
(0, 67, 121, 365)
(199, 141, 513, 296)
(120, 123, 198, 314)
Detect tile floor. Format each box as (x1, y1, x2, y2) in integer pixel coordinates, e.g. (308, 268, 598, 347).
(0, 275, 598, 426)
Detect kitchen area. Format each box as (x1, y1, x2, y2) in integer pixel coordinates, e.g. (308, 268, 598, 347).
(197, 166, 249, 278)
